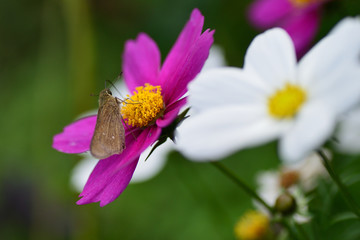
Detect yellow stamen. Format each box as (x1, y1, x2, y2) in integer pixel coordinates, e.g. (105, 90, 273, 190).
(121, 83, 164, 128)
(234, 211, 270, 240)
(289, 0, 318, 7)
(268, 83, 306, 119)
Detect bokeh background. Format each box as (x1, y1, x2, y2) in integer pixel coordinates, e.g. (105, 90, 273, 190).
(1, 0, 360, 239)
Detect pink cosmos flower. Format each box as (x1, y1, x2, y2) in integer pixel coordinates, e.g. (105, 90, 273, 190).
(248, 0, 329, 57)
(52, 8, 214, 206)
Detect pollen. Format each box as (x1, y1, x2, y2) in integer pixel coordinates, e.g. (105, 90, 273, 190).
(290, 0, 317, 7)
(234, 211, 270, 240)
(268, 83, 307, 119)
(121, 83, 164, 128)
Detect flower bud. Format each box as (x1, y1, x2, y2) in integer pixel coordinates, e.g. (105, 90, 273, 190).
(275, 192, 297, 215)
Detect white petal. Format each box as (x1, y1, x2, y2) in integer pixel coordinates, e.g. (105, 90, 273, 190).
(70, 154, 98, 192)
(336, 106, 360, 154)
(256, 170, 281, 206)
(113, 79, 130, 99)
(176, 105, 287, 161)
(298, 17, 360, 114)
(188, 67, 268, 112)
(202, 45, 227, 69)
(244, 28, 297, 90)
(280, 102, 336, 163)
(307, 68, 360, 115)
(131, 140, 172, 183)
(181, 45, 228, 100)
(75, 109, 98, 120)
(69, 141, 172, 192)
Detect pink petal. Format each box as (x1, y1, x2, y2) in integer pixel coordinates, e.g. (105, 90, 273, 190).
(159, 9, 214, 104)
(248, 0, 294, 29)
(52, 116, 96, 154)
(77, 126, 162, 206)
(281, 8, 321, 58)
(123, 33, 161, 93)
(156, 97, 187, 128)
(77, 158, 138, 207)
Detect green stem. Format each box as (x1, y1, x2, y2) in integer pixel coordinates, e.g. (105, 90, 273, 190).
(211, 162, 275, 214)
(293, 221, 309, 240)
(317, 149, 360, 219)
(279, 219, 300, 240)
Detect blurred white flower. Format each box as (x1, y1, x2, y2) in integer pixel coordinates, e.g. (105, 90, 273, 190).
(70, 140, 172, 192)
(176, 17, 360, 163)
(255, 172, 302, 222)
(256, 172, 310, 223)
(70, 45, 227, 192)
(202, 45, 226, 70)
(254, 151, 330, 223)
(335, 105, 360, 154)
(71, 154, 98, 192)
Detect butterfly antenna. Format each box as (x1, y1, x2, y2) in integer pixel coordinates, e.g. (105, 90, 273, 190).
(105, 79, 125, 99)
(115, 72, 123, 82)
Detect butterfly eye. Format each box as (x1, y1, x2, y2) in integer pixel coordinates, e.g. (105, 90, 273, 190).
(106, 89, 112, 95)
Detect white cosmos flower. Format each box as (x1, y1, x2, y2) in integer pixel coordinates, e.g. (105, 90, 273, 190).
(255, 170, 311, 223)
(254, 151, 329, 223)
(70, 45, 227, 192)
(176, 17, 360, 163)
(335, 105, 360, 154)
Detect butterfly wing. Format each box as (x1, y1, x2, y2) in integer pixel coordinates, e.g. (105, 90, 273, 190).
(90, 97, 125, 159)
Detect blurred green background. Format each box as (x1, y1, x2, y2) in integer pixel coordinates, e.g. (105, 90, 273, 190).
(1, 0, 360, 239)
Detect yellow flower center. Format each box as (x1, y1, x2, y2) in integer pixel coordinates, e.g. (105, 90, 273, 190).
(268, 83, 307, 119)
(234, 211, 270, 240)
(289, 0, 318, 7)
(121, 83, 164, 128)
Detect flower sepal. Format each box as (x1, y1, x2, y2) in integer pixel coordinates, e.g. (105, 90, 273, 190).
(144, 107, 190, 161)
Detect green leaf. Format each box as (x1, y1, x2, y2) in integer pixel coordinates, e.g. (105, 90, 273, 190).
(144, 107, 191, 161)
(331, 212, 359, 225)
